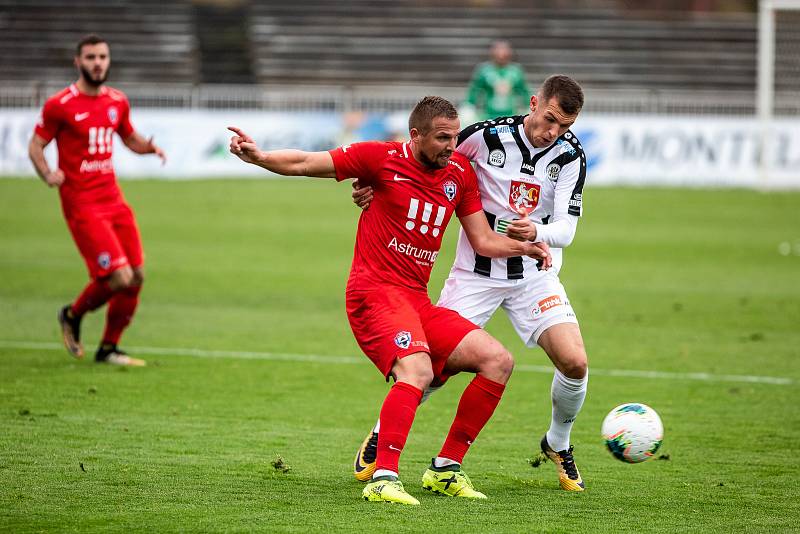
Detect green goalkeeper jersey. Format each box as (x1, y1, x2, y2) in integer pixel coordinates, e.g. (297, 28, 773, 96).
(465, 62, 531, 120)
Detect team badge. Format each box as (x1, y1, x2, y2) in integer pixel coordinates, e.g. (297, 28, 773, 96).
(443, 180, 457, 202)
(488, 149, 506, 167)
(394, 331, 411, 350)
(107, 106, 118, 124)
(509, 180, 541, 215)
(97, 252, 111, 270)
(546, 163, 561, 181)
(531, 295, 563, 318)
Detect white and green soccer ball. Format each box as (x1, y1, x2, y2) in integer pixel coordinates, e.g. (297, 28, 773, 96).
(601, 403, 663, 463)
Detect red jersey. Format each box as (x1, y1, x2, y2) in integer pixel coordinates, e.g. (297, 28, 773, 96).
(34, 84, 135, 212)
(330, 141, 483, 292)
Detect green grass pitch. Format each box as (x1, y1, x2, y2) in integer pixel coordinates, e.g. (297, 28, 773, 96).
(1, 177, 799, 532)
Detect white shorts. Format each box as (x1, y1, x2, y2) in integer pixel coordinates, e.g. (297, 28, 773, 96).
(437, 268, 579, 347)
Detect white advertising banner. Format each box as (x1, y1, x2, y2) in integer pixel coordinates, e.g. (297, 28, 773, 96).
(2, 109, 799, 188)
(571, 115, 800, 189)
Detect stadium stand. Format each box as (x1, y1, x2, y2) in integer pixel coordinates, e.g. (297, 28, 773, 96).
(0, 0, 797, 113)
(0, 0, 197, 83)
(249, 0, 761, 91)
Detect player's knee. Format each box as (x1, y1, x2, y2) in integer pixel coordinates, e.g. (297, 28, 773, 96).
(131, 268, 144, 286)
(559, 352, 588, 379)
(392, 354, 435, 391)
(480, 343, 515, 383)
(108, 267, 134, 290)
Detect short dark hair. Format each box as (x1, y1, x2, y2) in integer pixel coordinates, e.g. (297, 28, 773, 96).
(539, 75, 584, 116)
(76, 34, 108, 56)
(408, 96, 458, 133)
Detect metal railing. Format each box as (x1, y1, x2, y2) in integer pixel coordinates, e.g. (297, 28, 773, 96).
(2, 82, 799, 116)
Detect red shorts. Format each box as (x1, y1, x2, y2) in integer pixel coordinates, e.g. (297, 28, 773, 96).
(65, 202, 143, 279)
(346, 285, 479, 382)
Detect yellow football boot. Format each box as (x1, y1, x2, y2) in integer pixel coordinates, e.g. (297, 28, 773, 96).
(353, 430, 378, 482)
(540, 435, 585, 492)
(421, 462, 487, 499)
(362, 476, 420, 505)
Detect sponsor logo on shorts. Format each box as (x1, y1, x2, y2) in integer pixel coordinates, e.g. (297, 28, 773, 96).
(394, 331, 411, 349)
(97, 252, 111, 270)
(531, 295, 563, 317)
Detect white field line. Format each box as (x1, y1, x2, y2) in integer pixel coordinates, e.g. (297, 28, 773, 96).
(0, 340, 794, 386)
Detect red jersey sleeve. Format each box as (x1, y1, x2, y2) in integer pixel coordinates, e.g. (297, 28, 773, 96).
(116, 95, 134, 139)
(328, 141, 388, 184)
(33, 98, 63, 143)
(456, 159, 483, 218)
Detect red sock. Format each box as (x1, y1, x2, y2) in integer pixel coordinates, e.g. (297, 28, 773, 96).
(438, 374, 506, 464)
(375, 381, 423, 474)
(101, 285, 141, 345)
(71, 279, 113, 317)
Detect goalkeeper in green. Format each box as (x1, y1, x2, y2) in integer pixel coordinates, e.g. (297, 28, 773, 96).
(464, 40, 530, 120)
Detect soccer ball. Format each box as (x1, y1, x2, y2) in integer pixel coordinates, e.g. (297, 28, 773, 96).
(601, 403, 663, 463)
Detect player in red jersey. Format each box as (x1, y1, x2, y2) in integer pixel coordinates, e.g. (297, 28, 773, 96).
(28, 35, 166, 367)
(229, 96, 551, 505)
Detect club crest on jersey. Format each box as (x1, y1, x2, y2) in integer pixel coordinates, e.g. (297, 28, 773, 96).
(509, 180, 541, 214)
(107, 106, 118, 124)
(394, 331, 411, 349)
(97, 252, 111, 270)
(442, 180, 457, 202)
(488, 149, 506, 167)
(546, 163, 561, 181)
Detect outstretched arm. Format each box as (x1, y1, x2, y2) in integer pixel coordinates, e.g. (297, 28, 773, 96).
(28, 134, 64, 187)
(122, 132, 167, 165)
(459, 209, 552, 268)
(228, 126, 336, 178)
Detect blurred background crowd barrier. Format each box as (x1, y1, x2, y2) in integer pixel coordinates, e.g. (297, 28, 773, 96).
(1, 0, 798, 186)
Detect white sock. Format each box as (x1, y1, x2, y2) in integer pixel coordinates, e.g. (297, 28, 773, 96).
(371, 385, 440, 434)
(373, 469, 398, 480)
(433, 457, 459, 469)
(546, 368, 588, 452)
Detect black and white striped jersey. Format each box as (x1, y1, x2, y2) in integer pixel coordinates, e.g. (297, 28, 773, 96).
(453, 115, 587, 279)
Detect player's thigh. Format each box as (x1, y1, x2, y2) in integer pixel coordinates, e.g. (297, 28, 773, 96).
(537, 322, 588, 379)
(345, 288, 433, 382)
(502, 273, 579, 348)
(440, 328, 512, 381)
(111, 203, 144, 270)
(421, 303, 480, 373)
(66, 213, 128, 279)
(436, 269, 504, 328)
